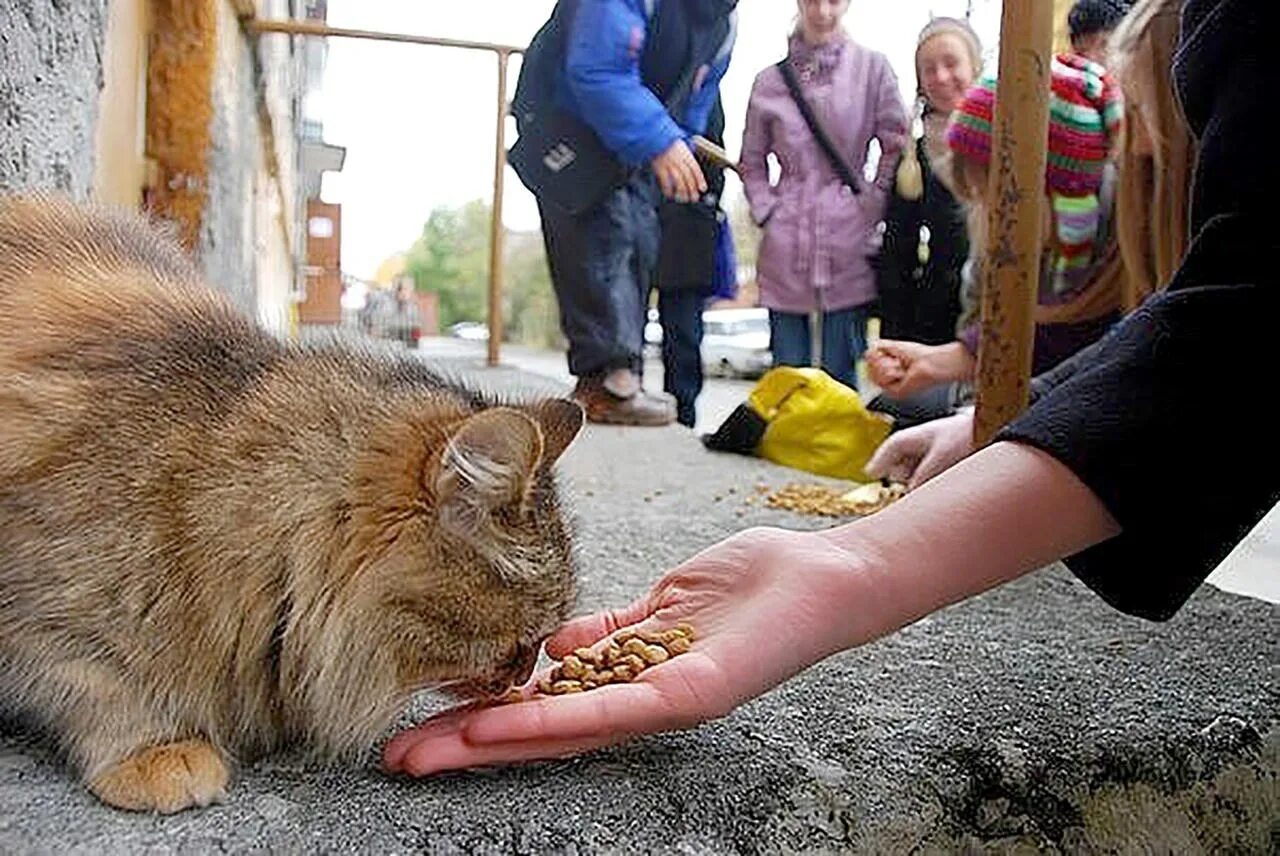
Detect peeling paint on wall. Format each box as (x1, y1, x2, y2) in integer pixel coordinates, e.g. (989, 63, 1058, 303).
(146, 0, 219, 251)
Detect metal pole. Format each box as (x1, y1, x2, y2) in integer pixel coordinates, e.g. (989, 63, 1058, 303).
(246, 18, 522, 56)
(486, 51, 510, 367)
(972, 0, 1054, 446)
(248, 17, 522, 361)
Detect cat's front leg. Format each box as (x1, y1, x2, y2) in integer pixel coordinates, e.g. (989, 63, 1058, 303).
(29, 658, 232, 813)
(87, 739, 229, 813)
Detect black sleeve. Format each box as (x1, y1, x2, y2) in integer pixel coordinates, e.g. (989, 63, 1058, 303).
(999, 216, 1279, 620)
(994, 0, 1279, 620)
(1027, 335, 1104, 404)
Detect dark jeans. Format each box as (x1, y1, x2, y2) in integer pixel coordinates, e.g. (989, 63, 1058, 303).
(768, 306, 870, 390)
(537, 174, 660, 378)
(656, 289, 704, 428)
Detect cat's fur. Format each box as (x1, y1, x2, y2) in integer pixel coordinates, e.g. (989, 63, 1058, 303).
(0, 196, 582, 812)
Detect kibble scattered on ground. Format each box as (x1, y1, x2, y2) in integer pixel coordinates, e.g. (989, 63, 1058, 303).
(764, 480, 906, 518)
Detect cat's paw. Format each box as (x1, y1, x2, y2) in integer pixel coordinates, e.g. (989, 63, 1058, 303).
(88, 739, 230, 813)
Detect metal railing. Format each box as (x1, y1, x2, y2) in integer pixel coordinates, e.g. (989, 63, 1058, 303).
(246, 16, 521, 367)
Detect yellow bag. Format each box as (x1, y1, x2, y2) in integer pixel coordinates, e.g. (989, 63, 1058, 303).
(748, 367, 893, 482)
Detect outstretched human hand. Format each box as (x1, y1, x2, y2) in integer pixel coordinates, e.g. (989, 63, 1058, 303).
(866, 409, 977, 490)
(384, 528, 863, 776)
(866, 340, 975, 398)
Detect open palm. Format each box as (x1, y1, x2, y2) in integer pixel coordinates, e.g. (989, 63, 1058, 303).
(383, 527, 864, 776)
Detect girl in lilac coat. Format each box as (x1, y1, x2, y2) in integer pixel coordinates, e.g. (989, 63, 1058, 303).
(740, 0, 907, 390)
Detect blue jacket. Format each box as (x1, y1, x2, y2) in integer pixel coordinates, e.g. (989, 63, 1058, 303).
(554, 0, 736, 166)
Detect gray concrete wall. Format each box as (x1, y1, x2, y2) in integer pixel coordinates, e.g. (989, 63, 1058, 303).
(1, 0, 300, 331)
(200, 0, 302, 333)
(0, 0, 109, 198)
(200, 0, 261, 316)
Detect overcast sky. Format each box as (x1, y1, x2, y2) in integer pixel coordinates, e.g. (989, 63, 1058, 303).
(314, 1, 1003, 280)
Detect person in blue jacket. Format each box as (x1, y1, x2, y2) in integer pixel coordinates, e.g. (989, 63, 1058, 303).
(516, 0, 737, 426)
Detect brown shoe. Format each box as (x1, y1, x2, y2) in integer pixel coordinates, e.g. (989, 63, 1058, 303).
(573, 373, 676, 426)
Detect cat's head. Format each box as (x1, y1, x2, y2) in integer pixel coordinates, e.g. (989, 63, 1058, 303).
(348, 398, 584, 703)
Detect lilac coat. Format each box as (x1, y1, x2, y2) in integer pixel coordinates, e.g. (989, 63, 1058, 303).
(741, 35, 907, 314)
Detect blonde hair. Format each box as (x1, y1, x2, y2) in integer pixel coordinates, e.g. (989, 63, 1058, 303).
(1108, 0, 1193, 310)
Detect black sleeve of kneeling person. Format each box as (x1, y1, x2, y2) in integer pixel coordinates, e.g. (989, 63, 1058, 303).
(994, 0, 1280, 620)
(999, 217, 1279, 620)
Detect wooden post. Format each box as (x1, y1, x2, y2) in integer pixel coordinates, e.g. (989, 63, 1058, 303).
(973, 0, 1055, 446)
(486, 50, 510, 367)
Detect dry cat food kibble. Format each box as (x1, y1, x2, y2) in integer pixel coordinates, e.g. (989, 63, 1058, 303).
(500, 624, 696, 702)
(764, 479, 907, 518)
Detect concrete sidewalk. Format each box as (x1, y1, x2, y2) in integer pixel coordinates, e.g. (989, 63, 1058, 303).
(1, 355, 1276, 854)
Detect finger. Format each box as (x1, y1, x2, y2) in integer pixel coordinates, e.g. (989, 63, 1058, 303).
(396, 673, 690, 776)
(873, 340, 907, 358)
(867, 361, 903, 387)
(688, 156, 708, 195)
(867, 343, 893, 358)
(910, 439, 961, 490)
(676, 164, 697, 203)
(656, 166, 675, 200)
(896, 369, 929, 397)
(383, 701, 483, 771)
(397, 727, 625, 777)
(865, 439, 918, 481)
(681, 155, 704, 199)
(545, 595, 654, 658)
(880, 377, 909, 397)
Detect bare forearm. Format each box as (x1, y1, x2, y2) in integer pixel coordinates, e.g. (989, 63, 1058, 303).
(821, 442, 1121, 649)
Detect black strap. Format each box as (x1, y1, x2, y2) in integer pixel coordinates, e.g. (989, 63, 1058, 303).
(776, 59, 861, 195)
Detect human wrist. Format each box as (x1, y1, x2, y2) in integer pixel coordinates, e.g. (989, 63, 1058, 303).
(819, 443, 1121, 650)
(806, 525, 915, 652)
(935, 342, 976, 382)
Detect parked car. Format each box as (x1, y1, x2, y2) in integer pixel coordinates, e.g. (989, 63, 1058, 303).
(701, 307, 772, 379)
(448, 321, 490, 341)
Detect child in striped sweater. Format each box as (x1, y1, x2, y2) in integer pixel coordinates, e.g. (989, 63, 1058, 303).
(868, 52, 1126, 405)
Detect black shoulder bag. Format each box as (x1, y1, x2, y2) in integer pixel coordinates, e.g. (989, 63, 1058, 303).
(507, 1, 624, 217)
(776, 59, 861, 195)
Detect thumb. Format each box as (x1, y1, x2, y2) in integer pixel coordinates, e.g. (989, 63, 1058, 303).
(545, 595, 655, 658)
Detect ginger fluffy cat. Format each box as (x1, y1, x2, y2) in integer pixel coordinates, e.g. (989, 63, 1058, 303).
(0, 196, 582, 813)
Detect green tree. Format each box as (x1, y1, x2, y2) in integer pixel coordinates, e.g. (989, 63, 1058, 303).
(403, 199, 561, 348)
(503, 230, 562, 350)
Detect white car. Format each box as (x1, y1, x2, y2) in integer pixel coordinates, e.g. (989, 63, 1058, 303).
(448, 321, 490, 341)
(701, 307, 772, 379)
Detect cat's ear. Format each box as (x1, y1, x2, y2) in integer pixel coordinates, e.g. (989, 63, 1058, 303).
(436, 407, 544, 510)
(524, 399, 584, 466)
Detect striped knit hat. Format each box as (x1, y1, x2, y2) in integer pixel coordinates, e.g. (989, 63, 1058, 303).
(947, 54, 1122, 291)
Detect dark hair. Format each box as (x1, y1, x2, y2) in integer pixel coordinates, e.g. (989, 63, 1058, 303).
(1069, 0, 1133, 40)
